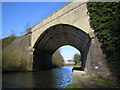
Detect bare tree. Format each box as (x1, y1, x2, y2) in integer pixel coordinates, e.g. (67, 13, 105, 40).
(25, 21, 31, 34)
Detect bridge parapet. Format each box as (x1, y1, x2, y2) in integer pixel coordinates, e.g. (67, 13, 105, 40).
(31, 2, 95, 47)
(31, 2, 85, 32)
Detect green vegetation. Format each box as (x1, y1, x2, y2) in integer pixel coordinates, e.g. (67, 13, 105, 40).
(87, 75, 120, 88)
(65, 83, 83, 88)
(70, 65, 80, 67)
(2, 37, 31, 71)
(87, 2, 120, 80)
(65, 74, 85, 88)
(65, 73, 120, 88)
(52, 50, 64, 67)
(74, 54, 82, 65)
(2, 36, 17, 49)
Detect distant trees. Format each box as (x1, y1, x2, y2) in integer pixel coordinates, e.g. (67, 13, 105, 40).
(52, 50, 64, 67)
(74, 54, 82, 65)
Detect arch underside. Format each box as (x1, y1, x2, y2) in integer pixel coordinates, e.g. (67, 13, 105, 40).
(33, 24, 91, 70)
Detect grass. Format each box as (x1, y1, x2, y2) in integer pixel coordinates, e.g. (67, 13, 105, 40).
(70, 65, 80, 67)
(65, 71, 85, 88)
(65, 83, 83, 88)
(65, 71, 120, 88)
(87, 75, 120, 88)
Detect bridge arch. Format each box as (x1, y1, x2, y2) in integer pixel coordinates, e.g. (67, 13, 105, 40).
(33, 24, 91, 71)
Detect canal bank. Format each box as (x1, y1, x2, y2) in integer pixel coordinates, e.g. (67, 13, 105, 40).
(3, 65, 120, 88)
(66, 70, 120, 88)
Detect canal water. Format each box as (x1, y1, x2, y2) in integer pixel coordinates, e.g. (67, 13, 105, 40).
(2, 65, 73, 88)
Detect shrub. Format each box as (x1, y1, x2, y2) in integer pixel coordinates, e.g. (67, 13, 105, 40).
(52, 50, 64, 67)
(2, 39, 29, 71)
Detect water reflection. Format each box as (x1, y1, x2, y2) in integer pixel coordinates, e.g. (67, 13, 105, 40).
(3, 65, 73, 88)
(31, 70, 57, 88)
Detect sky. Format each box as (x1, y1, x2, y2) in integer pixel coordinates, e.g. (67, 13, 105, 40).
(59, 45, 80, 61)
(2, 2, 80, 60)
(2, 2, 69, 37)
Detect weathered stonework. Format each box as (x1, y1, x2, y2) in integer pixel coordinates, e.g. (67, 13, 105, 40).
(33, 50, 52, 70)
(11, 1, 111, 79)
(84, 37, 111, 78)
(11, 34, 33, 70)
(29, 2, 111, 78)
(31, 2, 94, 47)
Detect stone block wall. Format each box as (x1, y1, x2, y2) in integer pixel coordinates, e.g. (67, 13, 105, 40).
(11, 34, 33, 70)
(84, 37, 111, 79)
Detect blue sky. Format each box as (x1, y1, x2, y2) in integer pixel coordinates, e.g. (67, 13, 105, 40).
(59, 45, 80, 61)
(2, 2, 80, 60)
(2, 2, 69, 38)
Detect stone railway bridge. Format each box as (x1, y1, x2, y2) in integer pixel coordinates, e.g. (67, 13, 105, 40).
(15, 1, 110, 78)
